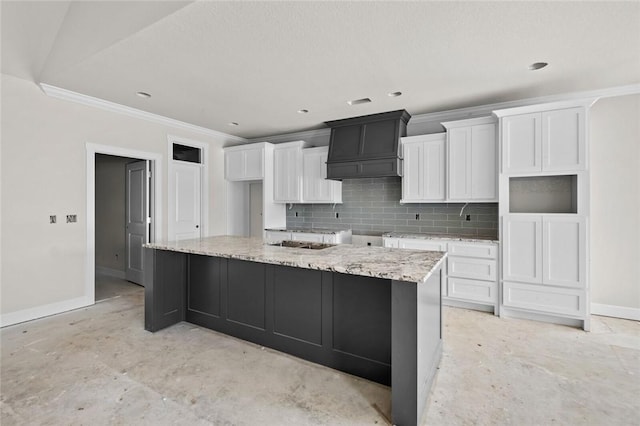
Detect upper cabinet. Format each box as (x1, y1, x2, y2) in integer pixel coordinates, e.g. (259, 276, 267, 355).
(400, 133, 446, 203)
(224, 143, 265, 181)
(273, 141, 306, 203)
(498, 106, 586, 174)
(302, 147, 342, 203)
(442, 116, 498, 202)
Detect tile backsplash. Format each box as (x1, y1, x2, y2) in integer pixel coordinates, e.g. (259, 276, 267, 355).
(286, 177, 498, 237)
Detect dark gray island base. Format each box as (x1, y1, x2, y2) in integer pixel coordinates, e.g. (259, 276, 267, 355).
(144, 239, 444, 426)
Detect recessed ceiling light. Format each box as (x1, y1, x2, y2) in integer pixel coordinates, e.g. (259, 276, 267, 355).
(297, 109, 309, 114)
(347, 97, 372, 106)
(528, 62, 548, 71)
(136, 91, 151, 98)
(228, 122, 239, 126)
(388, 91, 402, 97)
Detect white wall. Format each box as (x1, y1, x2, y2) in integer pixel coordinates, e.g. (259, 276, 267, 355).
(590, 94, 640, 316)
(0, 74, 235, 324)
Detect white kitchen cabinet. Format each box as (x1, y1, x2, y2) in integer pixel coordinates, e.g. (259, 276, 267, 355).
(503, 214, 543, 284)
(502, 214, 586, 319)
(503, 214, 585, 287)
(302, 147, 342, 203)
(446, 241, 499, 310)
(542, 215, 586, 288)
(273, 141, 306, 203)
(400, 133, 446, 203)
(500, 107, 585, 174)
(224, 143, 265, 181)
(383, 236, 499, 311)
(442, 117, 497, 202)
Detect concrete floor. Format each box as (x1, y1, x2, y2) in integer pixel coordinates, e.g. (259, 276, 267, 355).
(1, 275, 638, 425)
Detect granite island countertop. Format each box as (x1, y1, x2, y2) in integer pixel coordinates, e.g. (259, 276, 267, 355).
(145, 235, 446, 283)
(383, 232, 499, 244)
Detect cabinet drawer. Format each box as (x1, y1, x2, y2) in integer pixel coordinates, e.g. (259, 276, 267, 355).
(290, 232, 325, 243)
(448, 242, 497, 259)
(448, 257, 496, 281)
(447, 277, 496, 304)
(503, 281, 585, 317)
(265, 231, 291, 242)
(397, 238, 447, 251)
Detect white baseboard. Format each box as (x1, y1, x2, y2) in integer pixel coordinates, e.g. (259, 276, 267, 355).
(96, 266, 126, 280)
(1, 296, 93, 328)
(591, 303, 640, 321)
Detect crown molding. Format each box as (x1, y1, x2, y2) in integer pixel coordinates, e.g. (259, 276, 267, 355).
(39, 83, 247, 143)
(249, 127, 332, 145)
(410, 83, 640, 125)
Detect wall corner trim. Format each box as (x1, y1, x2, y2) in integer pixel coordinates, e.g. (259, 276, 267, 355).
(39, 83, 247, 143)
(591, 303, 640, 321)
(0, 296, 93, 328)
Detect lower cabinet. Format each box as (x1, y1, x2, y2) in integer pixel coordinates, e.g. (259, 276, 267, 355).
(383, 237, 499, 313)
(502, 214, 587, 322)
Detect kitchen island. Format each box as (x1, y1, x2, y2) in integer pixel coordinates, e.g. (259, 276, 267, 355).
(144, 236, 446, 426)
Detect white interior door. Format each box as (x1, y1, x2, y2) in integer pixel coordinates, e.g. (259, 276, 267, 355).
(172, 161, 202, 241)
(125, 160, 149, 285)
(249, 182, 263, 238)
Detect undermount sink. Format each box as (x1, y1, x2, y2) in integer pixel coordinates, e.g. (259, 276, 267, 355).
(267, 240, 336, 250)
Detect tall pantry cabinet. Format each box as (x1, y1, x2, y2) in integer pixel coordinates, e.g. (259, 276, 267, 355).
(494, 99, 596, 331)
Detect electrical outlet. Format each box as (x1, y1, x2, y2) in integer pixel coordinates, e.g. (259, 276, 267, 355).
(49, 215, 56, 224)
(66, 214, 77, 223)
(335, 212, 339, 219)
(295, 211, 298, 217)
(466, 214, 471, 221)
(415, 213, 420, 220)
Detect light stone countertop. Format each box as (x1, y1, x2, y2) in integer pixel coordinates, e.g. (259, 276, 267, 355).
(265, 228, 351, 235)
(146, 235, 445, 283)
(383, 232, 499, 244)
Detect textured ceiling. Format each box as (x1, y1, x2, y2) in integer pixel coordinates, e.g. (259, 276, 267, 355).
(2, 1, 639, 138)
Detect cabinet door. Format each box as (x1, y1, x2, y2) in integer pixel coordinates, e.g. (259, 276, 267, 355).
(447, 127, 471, 200)
(302, 148, 339, 203)
(503, 215, 542, 284)
(471, 123, 497, 200)
(542, 107, 585, 171)
(542, 215, 585, 288)
(401, 142, 424, 201)
(424, 138, 446, 201)
(244, 148, 264, 180)
(274, 147, 301, 202)
(225, 150, 245, 181)
(502, 113, 541, 174)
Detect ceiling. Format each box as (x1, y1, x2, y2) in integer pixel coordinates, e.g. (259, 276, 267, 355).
(2, 1, 639, 139)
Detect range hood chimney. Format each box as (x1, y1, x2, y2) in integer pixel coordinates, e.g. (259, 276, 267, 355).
(325, 110, 411, 180)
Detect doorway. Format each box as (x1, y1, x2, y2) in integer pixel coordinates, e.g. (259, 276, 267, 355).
(87, 143, 162, 305)
(95, 155, 150, 300)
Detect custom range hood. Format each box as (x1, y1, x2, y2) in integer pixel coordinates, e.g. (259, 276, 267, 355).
(325, 110, 411, 180)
